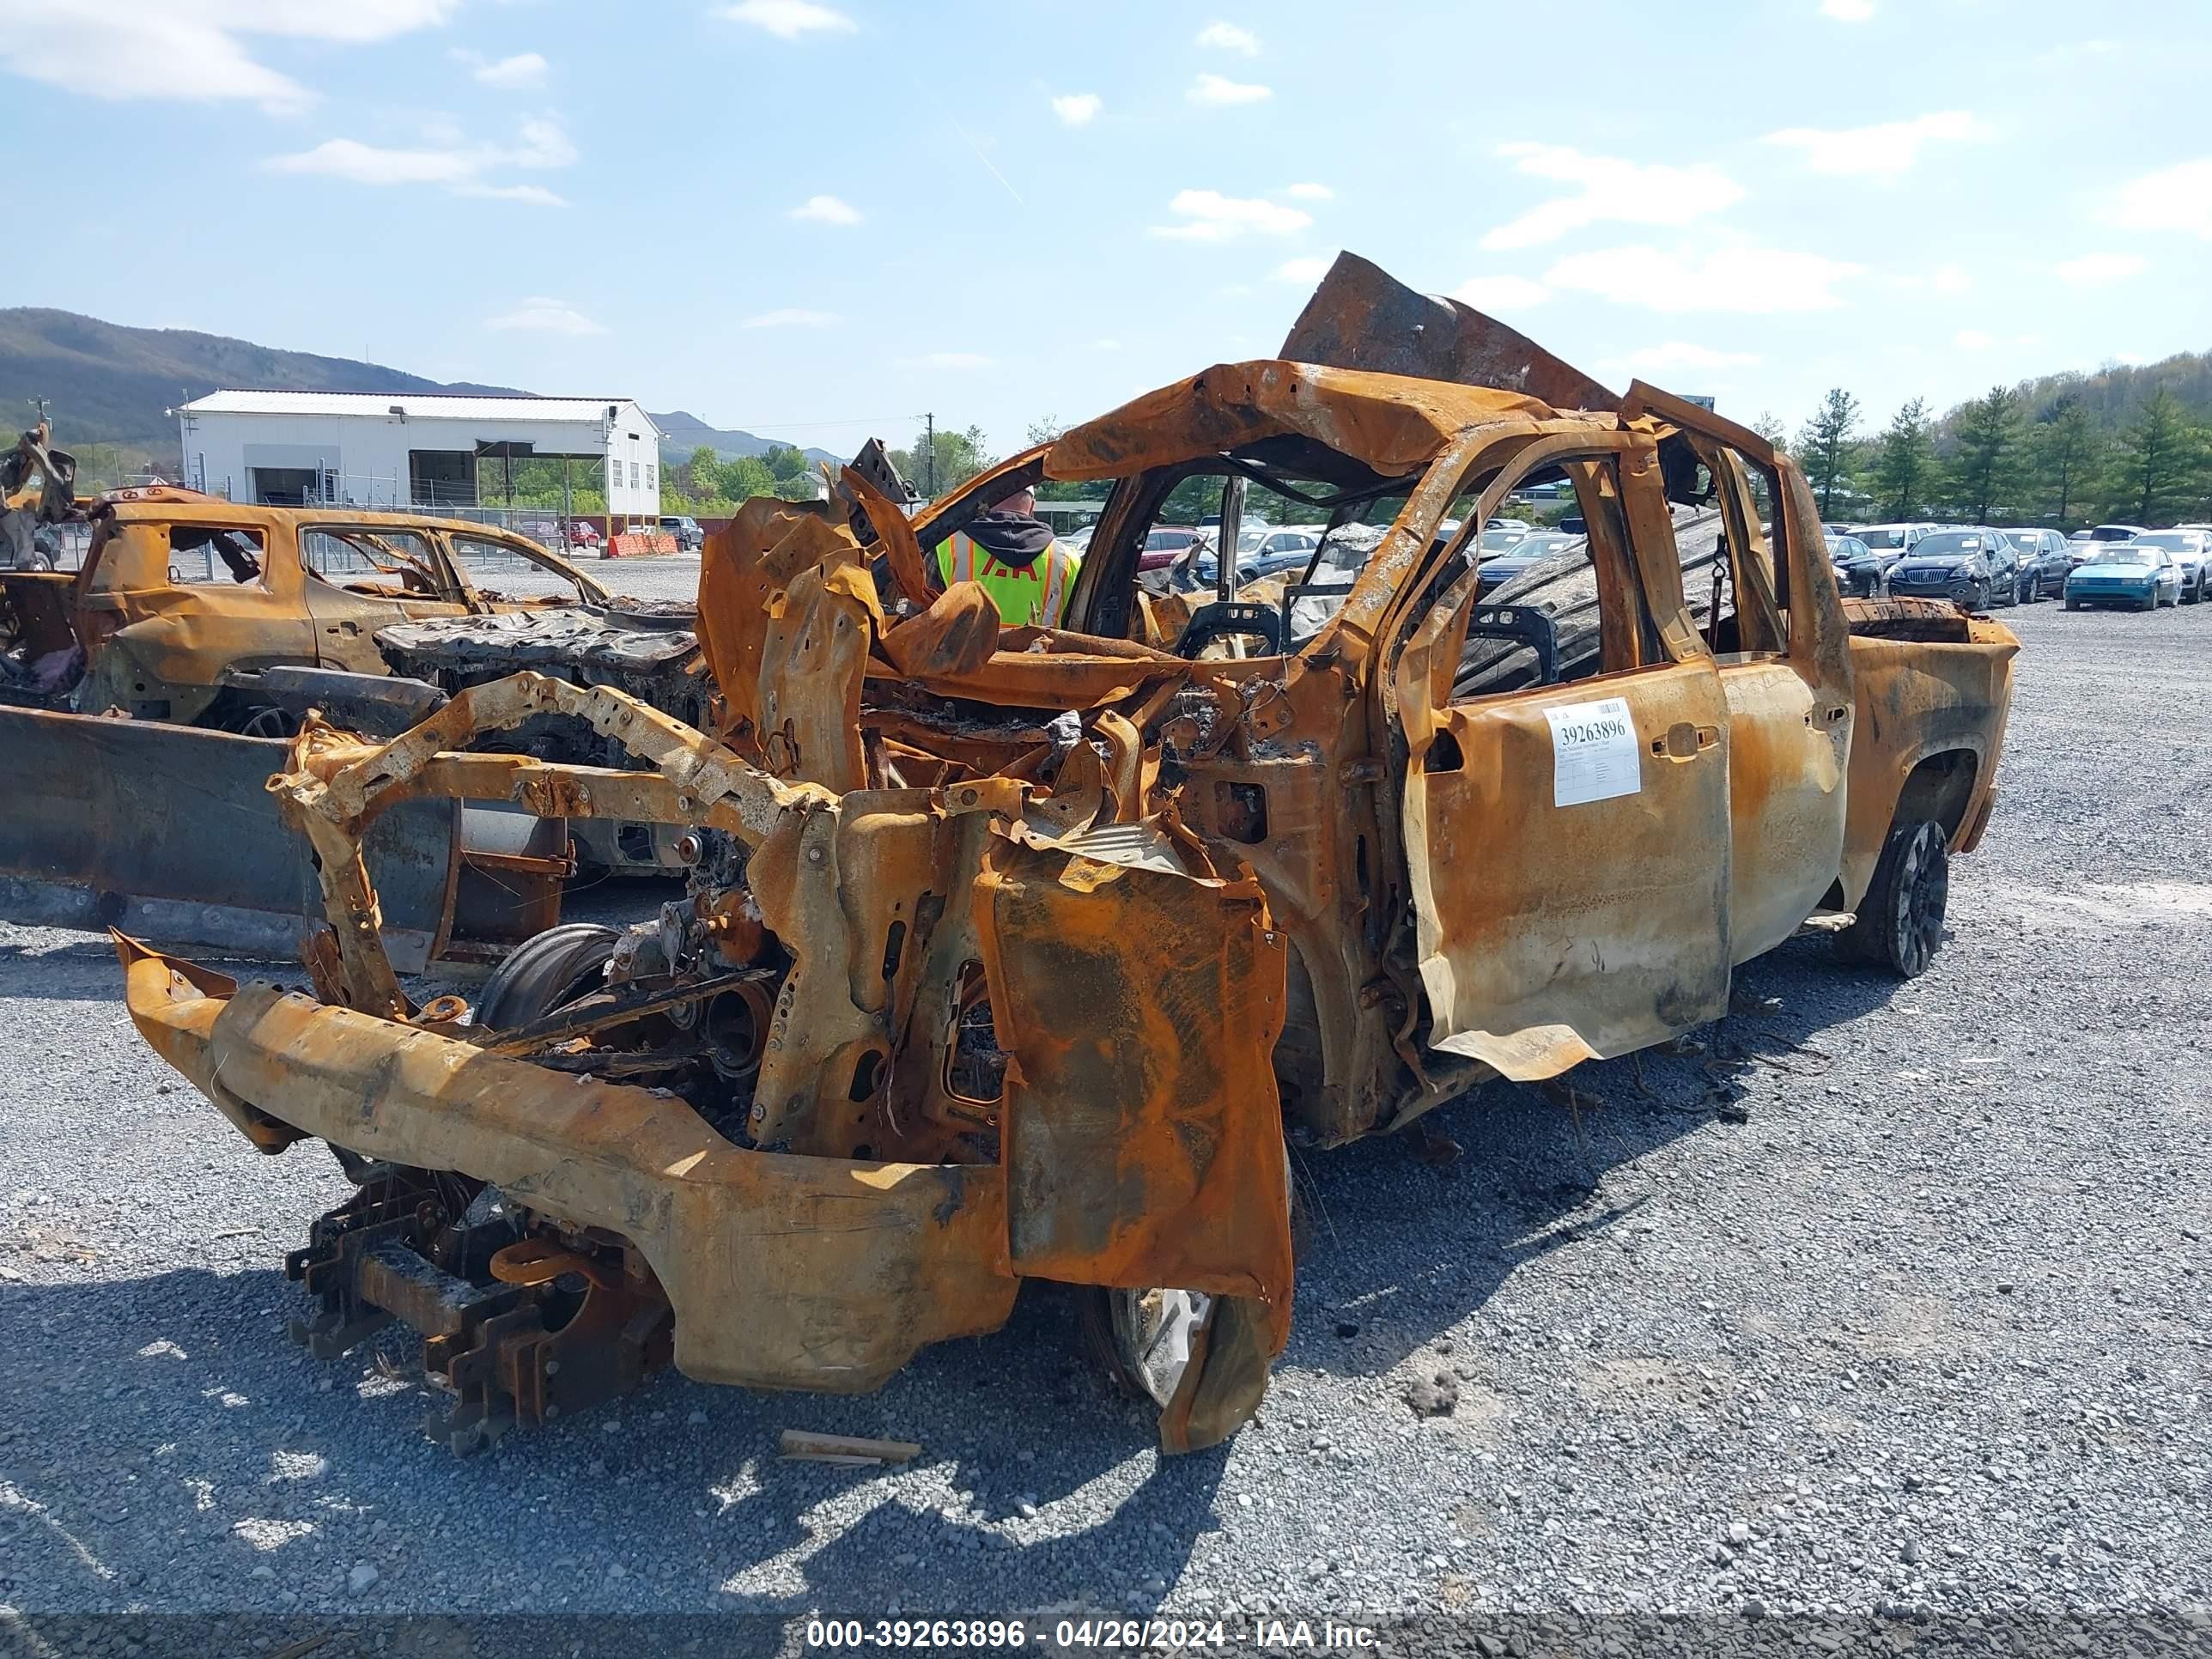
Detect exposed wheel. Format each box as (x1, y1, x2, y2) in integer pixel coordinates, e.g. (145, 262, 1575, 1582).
(1968, 580, 1990, 610)
(1076, 1147, 1299, 1419)
(474, 923, 618, 1030)
(1837, 820, 1949, 978)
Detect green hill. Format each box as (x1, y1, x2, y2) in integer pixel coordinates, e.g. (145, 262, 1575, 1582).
(0, 307, 526, 463)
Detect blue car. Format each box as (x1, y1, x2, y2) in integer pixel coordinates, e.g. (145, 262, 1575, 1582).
(2063, 542, 2182, 611)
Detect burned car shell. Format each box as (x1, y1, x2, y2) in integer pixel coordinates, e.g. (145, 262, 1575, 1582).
(3, 495, 611, 726)
(118, 262, 2017, 1452)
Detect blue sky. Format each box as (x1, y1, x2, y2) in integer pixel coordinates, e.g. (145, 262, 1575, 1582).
(7, 0, 2209, 457)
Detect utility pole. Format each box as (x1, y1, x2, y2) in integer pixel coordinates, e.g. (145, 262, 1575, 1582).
(924, 411, 935, 497)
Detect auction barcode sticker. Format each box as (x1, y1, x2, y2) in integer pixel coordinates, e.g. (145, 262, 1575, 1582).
(1545, 696, 1642, 807)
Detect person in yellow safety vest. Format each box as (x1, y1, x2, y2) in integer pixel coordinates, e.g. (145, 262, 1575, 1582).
(933, 483, 1081, 628)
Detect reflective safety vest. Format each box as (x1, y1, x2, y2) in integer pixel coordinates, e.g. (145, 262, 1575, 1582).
(936, 532, 1080, 628)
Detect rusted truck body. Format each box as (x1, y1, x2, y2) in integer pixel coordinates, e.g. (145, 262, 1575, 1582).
(116, 258, 2017, 1451)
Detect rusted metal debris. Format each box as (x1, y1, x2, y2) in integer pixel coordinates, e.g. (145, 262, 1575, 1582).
(115, 254, 2017, 1455)
(0, 491, 701, 950)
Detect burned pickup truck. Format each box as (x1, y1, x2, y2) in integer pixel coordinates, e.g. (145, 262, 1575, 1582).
(115, 257, 2016, 1453)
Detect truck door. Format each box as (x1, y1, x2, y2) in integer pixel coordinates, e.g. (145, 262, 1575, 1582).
(1391, 436, 1733, 1082)
(1623, 385, 1852, 963)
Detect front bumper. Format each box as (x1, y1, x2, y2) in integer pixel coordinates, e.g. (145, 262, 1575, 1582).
(2066, 581, 2156, 605)
(1887, 571, 1978, 600)
(117, 937, 1019, 1394)
(115, 931, 1285, 1453)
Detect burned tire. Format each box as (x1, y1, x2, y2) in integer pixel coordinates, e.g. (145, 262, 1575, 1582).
(1077, 1148, 1301, 1413)
(1837, 820, 1949, 978)
(474, 922, 618, 1031)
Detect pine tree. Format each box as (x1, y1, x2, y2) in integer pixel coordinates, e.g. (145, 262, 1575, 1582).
(2104, 388, 2206, 525)
(1797, 388, 1862, 519)
(2032, 398, 2100, 528)
(1874, 398, 1936, 520)
(1948, 386, 2020, 524)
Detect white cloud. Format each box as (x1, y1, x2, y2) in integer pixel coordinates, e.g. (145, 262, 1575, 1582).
(789, 193, 861, 224)
(1820, 0, 1874, 19)
(2057, 252, 2148, 286)
(902, 352, 991, 370)
(1148, 188, 1310, 242)
(1543, 244, 1865, 313)
(1482, 143, 1745, 251)
(1283, 182, 1332, 200)
(743, 307, 839, 328)
(719, 0, 855, 39)
(1273, 255, 1333, 285)
(1932, 261, 1970, 294)
(487, 297, 605, 335)
(1954, 330, 1995, 349)
(2110, 158, 2212, 240)
(1187, 72, 1271, 107)
(469, 51, 548, 89)
(0, 0, 457, 115)
(1449, 275, 1552, 312)
(1195, 21, 1260, 53)
(1762, 111, 1989, 179)
(1051, 92, 1101, 127)
(1607, 342, 1761, 374)
(264, 118, 575, 204)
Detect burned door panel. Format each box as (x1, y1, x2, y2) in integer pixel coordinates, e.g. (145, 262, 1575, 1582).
(1405, 660, 1734, 1079)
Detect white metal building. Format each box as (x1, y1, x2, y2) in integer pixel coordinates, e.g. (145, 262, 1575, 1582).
(173, 392, 663, 524)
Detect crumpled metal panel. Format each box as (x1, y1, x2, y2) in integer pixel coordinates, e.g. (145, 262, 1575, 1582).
(376, 610, 700, 676)
(1046, 360, 1553, 485)
(1279, 251, 1620, 412)
(0, 705, 458, 969)
(118, 962, 1019, 1392)
(980, 838, 1291, 1314)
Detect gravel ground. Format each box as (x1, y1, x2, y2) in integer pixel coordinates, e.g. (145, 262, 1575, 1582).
(3, 599, 2209, 1652)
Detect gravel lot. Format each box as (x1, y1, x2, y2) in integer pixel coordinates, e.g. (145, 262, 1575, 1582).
(3, 599, 2209, 1651)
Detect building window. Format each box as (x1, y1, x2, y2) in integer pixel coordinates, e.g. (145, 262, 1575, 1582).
(629, 460, 640, 488)
(647, 464, 656, 489)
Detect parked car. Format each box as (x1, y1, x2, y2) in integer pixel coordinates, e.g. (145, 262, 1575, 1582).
(1999, 528, 2075, 601)
(658, 514, 705, 552)
(1475, 529, 1584, 593)
(1828, 534, 1885, 597)
(2130, 529, 2209, 602)
(2085, 523, 2150, 544)
(2064, 542, 2182, 611)
(1184, 526, 1326, 588)
(1850, 522, 1936, 559)
(566, 520, 603, 550)
(1884, 526, 2022, 608)
(1139, 525, 1200, 574)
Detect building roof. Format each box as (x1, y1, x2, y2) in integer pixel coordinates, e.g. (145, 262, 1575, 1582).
(178, 390, 659, 434)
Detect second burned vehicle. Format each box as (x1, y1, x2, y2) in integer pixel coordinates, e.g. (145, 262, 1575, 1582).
(118, 256, 2018, 1455)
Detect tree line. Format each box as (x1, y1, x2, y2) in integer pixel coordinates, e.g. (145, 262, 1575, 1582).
(1789, 361, 2212, 531)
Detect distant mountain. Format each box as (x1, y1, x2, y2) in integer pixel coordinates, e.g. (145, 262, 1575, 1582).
(651, 410, 838, 465)
(0, 307, 531, 461)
